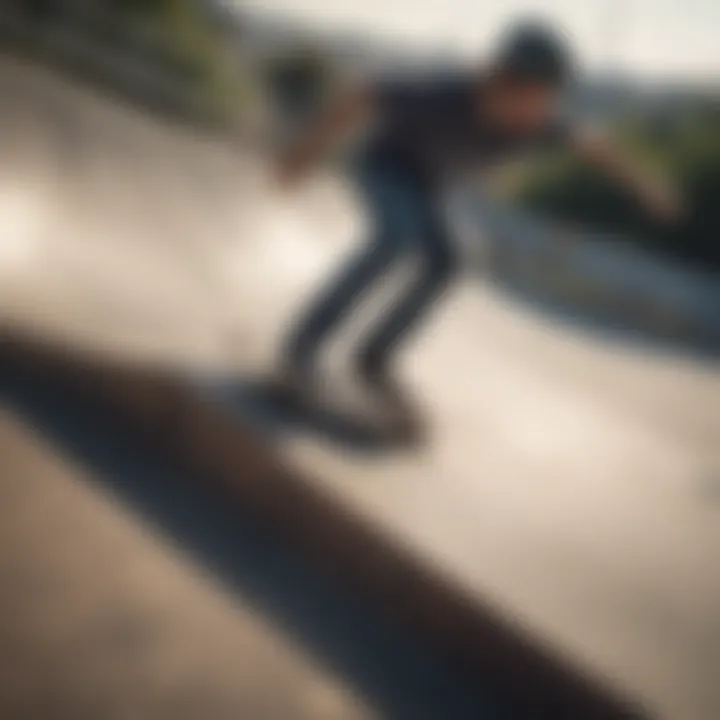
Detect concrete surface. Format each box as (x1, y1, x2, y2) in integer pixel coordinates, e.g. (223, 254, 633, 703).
(0, 400, 512, 720)
(0, 410, 370, 720)
(1, 54, 719, 720)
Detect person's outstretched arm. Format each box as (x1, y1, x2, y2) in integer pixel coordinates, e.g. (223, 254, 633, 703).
(276, 85, 376, 189)
(571, 128, 683, 223)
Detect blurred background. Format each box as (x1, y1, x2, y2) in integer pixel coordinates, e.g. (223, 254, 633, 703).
(1, 0, 718, 342)
(0, 2, 718, 720)
(3, 0, 718, 264)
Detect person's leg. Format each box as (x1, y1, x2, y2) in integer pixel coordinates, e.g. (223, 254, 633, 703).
(356, 190, 457, 380)
(281, 165, 415, 377)
(283, 243, 396, 375)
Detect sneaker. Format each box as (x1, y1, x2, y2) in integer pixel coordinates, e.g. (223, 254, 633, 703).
(265, 365, 314, 408)
(359, 369, 426, 447)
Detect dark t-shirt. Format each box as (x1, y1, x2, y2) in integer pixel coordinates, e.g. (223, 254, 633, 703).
(364, 73, 570, 182)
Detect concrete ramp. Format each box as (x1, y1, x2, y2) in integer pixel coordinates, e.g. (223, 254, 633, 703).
(0, 408, 375, 720)
(2, 54, 719, 720)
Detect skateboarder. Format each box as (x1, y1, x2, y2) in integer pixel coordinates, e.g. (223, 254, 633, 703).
(274, 20, 680, 443)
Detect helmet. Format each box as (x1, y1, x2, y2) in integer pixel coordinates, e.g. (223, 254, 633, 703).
(494, 20, 575, 86)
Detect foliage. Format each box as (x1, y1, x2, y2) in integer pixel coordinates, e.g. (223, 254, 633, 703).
(517, 102, 720, 272)
(5, 0, 247, 124)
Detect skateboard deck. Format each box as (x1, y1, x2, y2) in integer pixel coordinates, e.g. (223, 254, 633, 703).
(197, 376, 399, 452)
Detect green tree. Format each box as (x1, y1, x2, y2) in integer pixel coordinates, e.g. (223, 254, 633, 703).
(517, 104, 720, 272)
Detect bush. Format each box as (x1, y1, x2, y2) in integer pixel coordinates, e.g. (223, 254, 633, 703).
(4, 0, 247, 125)
(517, 103, 720, 273)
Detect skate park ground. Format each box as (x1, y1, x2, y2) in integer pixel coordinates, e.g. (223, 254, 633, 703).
(1, 54, 719, 720)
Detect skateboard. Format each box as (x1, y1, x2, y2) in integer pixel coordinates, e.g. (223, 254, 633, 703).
(198, 375, 404, 452)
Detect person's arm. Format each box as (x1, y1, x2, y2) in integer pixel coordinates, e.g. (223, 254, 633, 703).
(571, 127, 683, 223)
(276, 84, 376, 188)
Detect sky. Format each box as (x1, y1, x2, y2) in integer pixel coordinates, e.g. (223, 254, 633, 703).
(239, 0, 720, 81)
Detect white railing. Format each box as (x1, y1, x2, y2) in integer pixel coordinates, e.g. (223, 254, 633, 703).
(455, 192, 720, 347)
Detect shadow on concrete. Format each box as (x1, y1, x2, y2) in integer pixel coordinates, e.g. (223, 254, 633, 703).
(0, 333, 649, 720)
(0, 365, 509, 720)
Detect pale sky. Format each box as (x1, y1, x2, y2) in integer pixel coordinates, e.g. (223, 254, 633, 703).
(241, 0, 719, 81)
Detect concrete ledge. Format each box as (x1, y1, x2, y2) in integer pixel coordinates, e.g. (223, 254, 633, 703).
(466, 198, 720, 350)
(0, 329, 647, 720)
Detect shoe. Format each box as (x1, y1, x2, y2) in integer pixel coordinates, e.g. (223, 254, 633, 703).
(359, 368, 426, 447)
(266, 366, 338, 416)
(265, 365, 313, 408)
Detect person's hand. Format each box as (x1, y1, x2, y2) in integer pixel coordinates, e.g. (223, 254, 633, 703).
(572, 131, 685, 225)
(275, 153, 306, 190)
(640, 182, 684, 224)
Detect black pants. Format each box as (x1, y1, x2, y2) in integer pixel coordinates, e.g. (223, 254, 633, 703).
(285, 159, 457, 376)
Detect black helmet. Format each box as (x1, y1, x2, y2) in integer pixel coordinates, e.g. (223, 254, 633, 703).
(494, 20, 574, 86)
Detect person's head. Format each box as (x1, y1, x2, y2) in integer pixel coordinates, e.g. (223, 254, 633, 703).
(481, 21, 574, 133)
